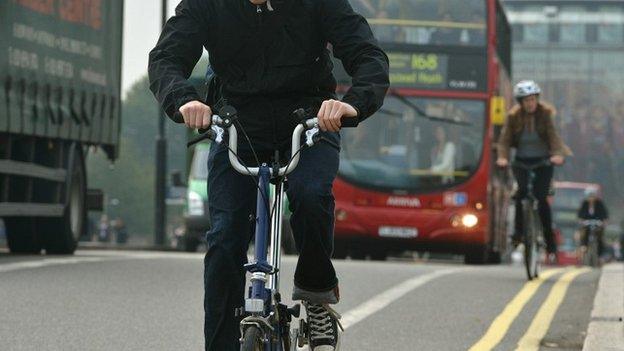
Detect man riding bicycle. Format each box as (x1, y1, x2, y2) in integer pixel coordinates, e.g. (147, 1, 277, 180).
(148, 1, 389, 350)
(577, 188, 609, 259)
(496, 80, 571, 262)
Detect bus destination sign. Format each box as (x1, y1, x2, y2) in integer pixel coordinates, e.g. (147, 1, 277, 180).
(386, 51, 487, 92)
(332, 50, 486, 92)
(388, 52, 448, 89)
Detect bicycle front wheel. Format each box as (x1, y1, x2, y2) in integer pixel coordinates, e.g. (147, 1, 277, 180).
(241, 326, 265, 351)
(588, 233, 600, 267)
(523, 203, 540, 280)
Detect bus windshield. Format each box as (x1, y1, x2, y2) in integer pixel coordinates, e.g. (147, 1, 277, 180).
(553, 187, 586, 211)
(351, 0, 487, 46)
(339, 96, 486, 193)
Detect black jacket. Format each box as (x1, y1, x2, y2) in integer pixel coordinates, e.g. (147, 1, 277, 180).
(577, 199, 609, 220)
(148, 0, 389, 125)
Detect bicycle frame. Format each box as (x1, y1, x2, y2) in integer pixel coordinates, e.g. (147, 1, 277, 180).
(247, 169, 287, 301)
(581, 220, 603, 267)
(244, 165, 274, 315)
(240, 163, 286, 350)
(513, 159, 551, 280)
(188, 110, 319, 351)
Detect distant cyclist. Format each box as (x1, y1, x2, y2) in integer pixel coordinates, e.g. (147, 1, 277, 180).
(577, 188, 609, 259)
(148, 0, 389, 350)
(497, 80, 572, 262)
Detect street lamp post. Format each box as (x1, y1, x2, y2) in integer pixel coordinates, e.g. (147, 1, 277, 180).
(544, 6, 557, 109)
(155, 0, 168, 247)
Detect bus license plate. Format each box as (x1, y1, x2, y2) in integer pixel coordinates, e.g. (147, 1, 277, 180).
(378, 226, 418, 238)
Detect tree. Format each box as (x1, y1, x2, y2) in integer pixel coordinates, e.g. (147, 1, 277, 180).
(86, 55, 209, 240)
(86, 75, 189, 238)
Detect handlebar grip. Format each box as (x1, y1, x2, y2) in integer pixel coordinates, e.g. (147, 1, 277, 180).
(341, 116, 359, 128)
(173, 111, 183, 123)
(173, 112, 223, 127)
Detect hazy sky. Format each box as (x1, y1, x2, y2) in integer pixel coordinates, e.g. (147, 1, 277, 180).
(122, 0, 180, 96)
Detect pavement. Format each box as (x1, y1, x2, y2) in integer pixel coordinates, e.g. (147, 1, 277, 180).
(583, 263, 624, 351)
(0, 249, 604, 350)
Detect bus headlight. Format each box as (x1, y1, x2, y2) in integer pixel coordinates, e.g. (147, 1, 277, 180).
(461, 214, 479, 228)
(188, 191, 204, 216)
(336, 209, 348, 221)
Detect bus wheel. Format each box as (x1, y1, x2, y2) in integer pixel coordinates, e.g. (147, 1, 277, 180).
(370, 248, 388, 261)
(332, 239, 348, 259)
(488, 251, 502, 264)
(350, 247, 366, 260)
(464, 246, 489, 265)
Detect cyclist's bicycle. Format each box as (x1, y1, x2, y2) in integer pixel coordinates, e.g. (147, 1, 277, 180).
(512, 159, 552, 280)
(187, 106, 346, 351)
(580, 219, 603, 267)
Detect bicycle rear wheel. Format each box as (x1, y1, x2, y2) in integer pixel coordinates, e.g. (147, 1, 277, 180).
(523, 203, 539, 280)
(241, 326, 265, 351)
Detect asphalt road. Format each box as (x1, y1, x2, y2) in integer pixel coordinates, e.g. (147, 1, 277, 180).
(0, 249, 600, 351)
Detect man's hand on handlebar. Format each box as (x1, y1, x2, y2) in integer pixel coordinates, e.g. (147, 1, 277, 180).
(317, 99, 358, 132)
(179, 100, 212, 129)
(550, 155, 565, 166)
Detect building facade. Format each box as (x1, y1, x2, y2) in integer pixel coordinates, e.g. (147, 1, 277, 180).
(503, 0, 624, 208)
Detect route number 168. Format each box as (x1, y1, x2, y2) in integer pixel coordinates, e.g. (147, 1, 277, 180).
(411, 54, 438, 71)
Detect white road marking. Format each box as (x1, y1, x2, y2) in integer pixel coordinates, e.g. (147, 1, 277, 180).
(0, 250, 298, 273)
(0, 257, 113, 273)
(341, 268, 463, 329)
(76, 250, 204, 260)
(2, 250, 458, 329)
(77, 250, 299, 262)
(4, 251, 462, 344)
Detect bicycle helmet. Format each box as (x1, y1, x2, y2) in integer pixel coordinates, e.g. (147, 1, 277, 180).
(514, 80, 542, 101)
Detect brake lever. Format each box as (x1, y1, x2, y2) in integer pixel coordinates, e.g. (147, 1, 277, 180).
(210, 125, 225, 144)
(305, 126, 320, 147)
(187, 125, 225, 148)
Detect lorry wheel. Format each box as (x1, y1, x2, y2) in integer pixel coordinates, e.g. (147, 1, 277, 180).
(183, 235, 200, 252)
(5, 218, 41, 254)
(42, 144, 85, 255)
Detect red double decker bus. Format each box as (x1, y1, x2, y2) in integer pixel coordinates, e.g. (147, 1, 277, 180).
(333, 0, 513, 263)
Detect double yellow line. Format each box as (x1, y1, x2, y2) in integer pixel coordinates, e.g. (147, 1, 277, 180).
(469, 267, 590, 351)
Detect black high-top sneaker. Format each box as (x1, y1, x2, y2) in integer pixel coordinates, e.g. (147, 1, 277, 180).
(304, 302, 343, 351)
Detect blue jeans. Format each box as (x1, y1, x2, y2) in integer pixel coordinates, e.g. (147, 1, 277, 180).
(203, 132, 340, 350)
